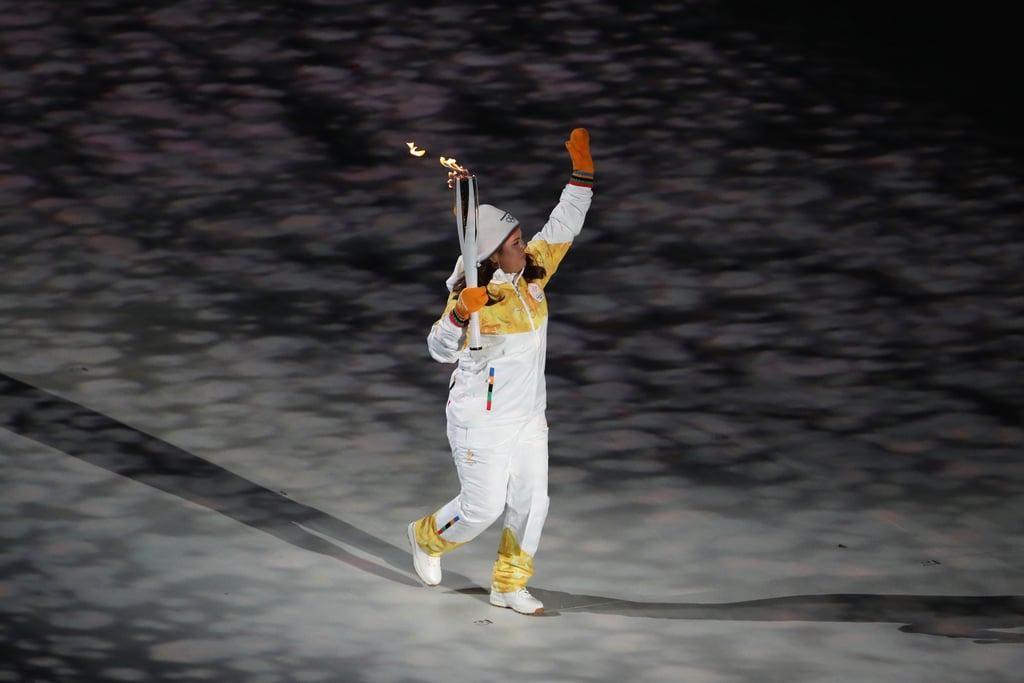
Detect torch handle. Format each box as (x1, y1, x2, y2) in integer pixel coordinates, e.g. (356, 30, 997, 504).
(468, 314, 481, 350)
(462, 236, 482, 350)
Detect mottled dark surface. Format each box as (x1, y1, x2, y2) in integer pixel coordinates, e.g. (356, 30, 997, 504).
(1, 1, 1022, 682)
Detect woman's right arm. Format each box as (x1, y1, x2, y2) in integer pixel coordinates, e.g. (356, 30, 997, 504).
(427, 296, 467, 363)
(425, 287, 488, 363)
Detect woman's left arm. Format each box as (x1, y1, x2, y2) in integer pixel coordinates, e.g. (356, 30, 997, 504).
(528, 129, 594, 278)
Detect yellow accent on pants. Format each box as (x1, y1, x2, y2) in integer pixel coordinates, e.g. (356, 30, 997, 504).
(413, 513, 465, 556)
(491, 527, 534, 592)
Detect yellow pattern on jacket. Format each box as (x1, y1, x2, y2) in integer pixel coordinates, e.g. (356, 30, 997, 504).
(444, 239, 570, 338)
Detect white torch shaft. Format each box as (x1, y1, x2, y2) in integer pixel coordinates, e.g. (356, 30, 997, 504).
(455, 176, 482, 350)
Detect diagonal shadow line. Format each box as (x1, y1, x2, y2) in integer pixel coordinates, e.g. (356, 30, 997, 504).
(450, 587, 1024, 643)
(551, 590, 1024, 643)
(0, 372, 443, 588)
(4, 374, 1023, 644)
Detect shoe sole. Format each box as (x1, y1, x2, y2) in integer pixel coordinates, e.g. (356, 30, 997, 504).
(489, 595, 544, 616)
(407, 523, 440, 586)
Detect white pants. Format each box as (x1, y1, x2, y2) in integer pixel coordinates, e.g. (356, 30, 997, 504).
(433, 413, 550, 559)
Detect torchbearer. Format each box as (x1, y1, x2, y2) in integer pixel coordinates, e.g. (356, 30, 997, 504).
(407, 128, 595, 615)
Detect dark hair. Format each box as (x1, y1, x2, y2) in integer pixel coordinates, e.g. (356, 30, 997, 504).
(451, 253, 547, 305)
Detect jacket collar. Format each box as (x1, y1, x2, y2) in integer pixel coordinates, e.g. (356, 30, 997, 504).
(490, 267, 523, 286)
(444, 255, 523, 292)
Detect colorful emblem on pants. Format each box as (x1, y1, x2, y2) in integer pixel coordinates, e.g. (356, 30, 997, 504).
(486, 367, 495, 411)
(438, 515, 460, 535)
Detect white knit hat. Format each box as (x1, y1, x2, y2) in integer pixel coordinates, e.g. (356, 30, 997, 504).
(475, 204, 519, 261)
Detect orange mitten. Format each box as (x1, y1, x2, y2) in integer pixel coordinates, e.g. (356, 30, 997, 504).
(565, 128, 593, 186)
(454, 286, 488, 321)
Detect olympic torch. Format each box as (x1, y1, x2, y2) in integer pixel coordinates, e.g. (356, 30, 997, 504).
(453, 173, 482, 350)
(408, 144, 483, 350)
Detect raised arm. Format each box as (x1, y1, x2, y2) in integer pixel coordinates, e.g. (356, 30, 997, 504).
(528, 128, 595, 279)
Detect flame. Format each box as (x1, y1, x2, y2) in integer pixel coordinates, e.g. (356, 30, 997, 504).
(406, 141, 471, 188)
(440, 156, 471, 188)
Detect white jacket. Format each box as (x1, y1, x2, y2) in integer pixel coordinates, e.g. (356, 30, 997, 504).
(427, 183, 593, 427)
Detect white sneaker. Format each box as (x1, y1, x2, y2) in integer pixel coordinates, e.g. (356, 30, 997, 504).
(489, 588, 544, 615)
(407, 522, 441, 586)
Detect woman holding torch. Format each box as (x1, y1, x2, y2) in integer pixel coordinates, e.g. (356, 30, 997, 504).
(407, 128, 594, 615)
